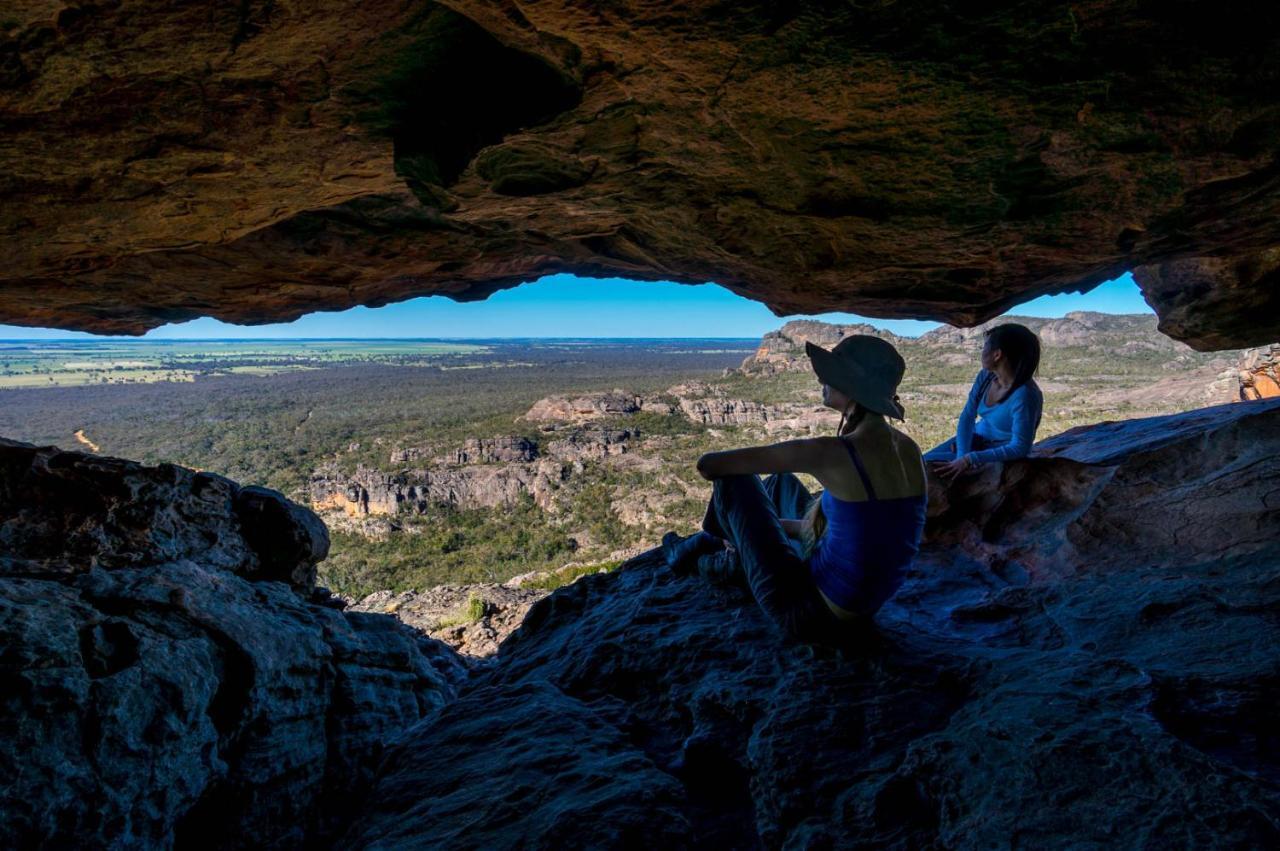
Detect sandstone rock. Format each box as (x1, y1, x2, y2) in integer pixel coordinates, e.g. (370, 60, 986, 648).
(525, 391, 642, 422)
(678, 396, 771, 426)
(4, 4, 1278, 349)
(234, 485, 330, 589)
(545, 427, 635, 461)
(0, 440, 465, 849)
(388, 445, 431, 465)
(1237, 344, 1280, 400)
(739, 320, 901, 374)
(0, 438, 303, 587)
(352, 584, 550, 658)
(917, 311, 1183, 351)
(310, 459, 568, 516)
(342, 399, 1280, 848)
(447, 435, 539, 464)
(1134, 249, 1280, 351)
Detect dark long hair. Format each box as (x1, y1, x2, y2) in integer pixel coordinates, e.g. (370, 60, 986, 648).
(985, 323, 1040, 395)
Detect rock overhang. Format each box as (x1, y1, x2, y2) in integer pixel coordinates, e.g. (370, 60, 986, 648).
(0, 0, 1277, 349)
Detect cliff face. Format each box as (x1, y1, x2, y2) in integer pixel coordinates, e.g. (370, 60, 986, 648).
(2, 2, 1278, 348)
(341, 398, 1280, 848)
(1237, 345, 1280, 400)
(0, 439, 465, 849)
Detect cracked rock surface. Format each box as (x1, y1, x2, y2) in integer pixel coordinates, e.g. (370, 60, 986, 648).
(0, 439, 465, 849)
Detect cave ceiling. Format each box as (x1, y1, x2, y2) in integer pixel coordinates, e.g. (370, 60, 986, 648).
(0, 0, 1277, 349)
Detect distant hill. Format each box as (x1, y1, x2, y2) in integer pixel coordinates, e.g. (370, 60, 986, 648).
(740, 313, 1181, 374)
(917, 312, 1177, 349)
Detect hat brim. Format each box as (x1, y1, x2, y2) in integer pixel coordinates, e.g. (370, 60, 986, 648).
(805, 341, 905, 419)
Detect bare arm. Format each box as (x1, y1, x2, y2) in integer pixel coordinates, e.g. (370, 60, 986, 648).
(696, 438, 829, 481)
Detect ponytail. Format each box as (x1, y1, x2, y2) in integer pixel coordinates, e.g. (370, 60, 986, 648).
(838, 402, 867, 436)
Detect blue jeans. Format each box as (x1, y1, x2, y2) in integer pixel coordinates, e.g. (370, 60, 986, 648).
(701, 473, 850, 642)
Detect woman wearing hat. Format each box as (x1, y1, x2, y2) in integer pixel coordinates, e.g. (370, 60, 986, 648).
(663, 335, 927, 641)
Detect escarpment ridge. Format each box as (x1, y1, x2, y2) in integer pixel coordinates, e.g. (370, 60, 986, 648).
(2, 1, 1279, 347)
(4, 399, 1279, 847)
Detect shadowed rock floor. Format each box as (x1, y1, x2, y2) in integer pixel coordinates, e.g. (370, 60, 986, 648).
(341, 399, 1280, 849)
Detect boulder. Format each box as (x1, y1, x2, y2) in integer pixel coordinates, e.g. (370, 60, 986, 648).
(234, 485, 330, 589)
(0, 440, 465, 849)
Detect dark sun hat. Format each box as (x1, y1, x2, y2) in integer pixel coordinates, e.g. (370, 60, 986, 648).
(805, 335, 906, 419)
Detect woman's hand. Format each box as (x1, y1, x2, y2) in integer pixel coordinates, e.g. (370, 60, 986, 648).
(931, 454, 973, 481)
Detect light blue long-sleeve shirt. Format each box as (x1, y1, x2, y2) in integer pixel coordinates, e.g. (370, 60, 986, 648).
(954, 370, 1044, 464)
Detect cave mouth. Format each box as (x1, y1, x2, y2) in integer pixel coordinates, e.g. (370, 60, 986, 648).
(343, 5, 583, 206)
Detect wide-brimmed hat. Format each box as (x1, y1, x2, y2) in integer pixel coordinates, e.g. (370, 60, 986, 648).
(805, 335, 906, 419)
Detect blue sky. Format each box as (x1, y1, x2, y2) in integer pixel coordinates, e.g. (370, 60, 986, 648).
(0, 272, 1151, 340)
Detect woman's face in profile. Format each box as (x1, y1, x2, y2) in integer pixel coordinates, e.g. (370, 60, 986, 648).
(980, 338, 1000, 372)
(820, 383, 850, 411)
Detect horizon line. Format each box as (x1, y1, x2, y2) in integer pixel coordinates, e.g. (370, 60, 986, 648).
(0, 310, 1158, 344)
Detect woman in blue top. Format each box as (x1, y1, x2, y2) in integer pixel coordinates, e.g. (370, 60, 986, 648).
(662, 335, 927, 643)
(925, 323, 1043, 479)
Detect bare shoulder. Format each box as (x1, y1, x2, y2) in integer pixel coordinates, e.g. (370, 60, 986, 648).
(888, 427, 923, 458)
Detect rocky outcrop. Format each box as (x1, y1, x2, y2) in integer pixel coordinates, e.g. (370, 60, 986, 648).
(528, 385, 820, 430)
(545, 426, 635, 461)
(2, 3, 1279, 349)
(739, 313, 1191, 376)
(0, 439, 465, 849)
(313, 428, 641, 519)
(352, 584, 550, 659)
(1134, 249, 1280, 352)
(448, 435, 539, 464)
(340, 399, 1280, 848)
(310, 460, 568, 515)
(526, 391, 642, 422)
(739, 320, 901, 374)
(391, 436, 539, 466)
(678, 396, 771, 426)
(1237, 345, 1280, 400)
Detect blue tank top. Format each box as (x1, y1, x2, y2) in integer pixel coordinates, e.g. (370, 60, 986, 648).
(807, 438, 927, 616)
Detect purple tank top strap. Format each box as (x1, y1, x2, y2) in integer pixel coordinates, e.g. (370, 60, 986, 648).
(838, 437, 877, 501)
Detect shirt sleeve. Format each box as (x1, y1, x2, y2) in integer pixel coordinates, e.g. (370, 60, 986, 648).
(954, 371, 986, 457)
(967, 385, 1041, 464)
